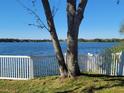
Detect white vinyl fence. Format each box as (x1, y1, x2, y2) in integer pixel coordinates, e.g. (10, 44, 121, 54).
(31, 56, 59, 77)
(0, 55, 33, 80)
(78, 52, 123, 76)
(0, 52, 124, 80)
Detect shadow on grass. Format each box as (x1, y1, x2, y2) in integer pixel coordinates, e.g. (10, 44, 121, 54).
(81, 73, 124, 78)
(56, 73, 124, 93)
(81, 82, 124, 93)
(80, 73, 124, 93)
(55, 87, 80, 93)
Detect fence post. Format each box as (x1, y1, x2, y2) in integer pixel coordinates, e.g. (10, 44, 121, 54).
(29, 57, 34, 79)
(119, 51, 124, 75)
(64, 53, 67, 65)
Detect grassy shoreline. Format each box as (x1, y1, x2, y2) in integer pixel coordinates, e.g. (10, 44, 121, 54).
(0, 74, 124, 93)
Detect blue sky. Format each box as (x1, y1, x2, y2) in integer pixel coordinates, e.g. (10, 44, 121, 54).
(0, 0, 124, 39)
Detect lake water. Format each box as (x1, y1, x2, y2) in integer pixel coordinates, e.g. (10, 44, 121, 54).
(0, 42, 118, 56)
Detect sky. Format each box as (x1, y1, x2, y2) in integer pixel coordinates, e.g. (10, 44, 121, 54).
(0, 0, 124, 39)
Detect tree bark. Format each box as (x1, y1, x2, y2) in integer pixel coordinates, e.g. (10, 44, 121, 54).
(41, 0, 68, 77)
(66, 0, 88, 77)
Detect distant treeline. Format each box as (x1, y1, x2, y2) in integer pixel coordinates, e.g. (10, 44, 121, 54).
(0, 39, 63, 42)
(0, 38, 124, 42)
(0, 39, 51, 42)
(78, 38, 124, 42)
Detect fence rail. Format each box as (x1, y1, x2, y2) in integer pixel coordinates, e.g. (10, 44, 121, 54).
(0, 52, 124, 80)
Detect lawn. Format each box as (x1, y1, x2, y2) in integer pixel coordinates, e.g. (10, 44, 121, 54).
(0, 74, 124, 93)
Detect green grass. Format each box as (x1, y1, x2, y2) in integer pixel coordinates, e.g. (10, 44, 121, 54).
(0, 74, 124, 93)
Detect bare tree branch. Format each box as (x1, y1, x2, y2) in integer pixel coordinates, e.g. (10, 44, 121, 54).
(16, 0, 49, 31)
(77, 0, 88, 22)
(28, 23, 44, 29)
(31, 0, 38, 12)
(117, 0, 120, 4)
(67, 0, 76, 33)
(67, 0, 76, 15)
(32, 0, 37, 7)
(51, 5, 59, 18)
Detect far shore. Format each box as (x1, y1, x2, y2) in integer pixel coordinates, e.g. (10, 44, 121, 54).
(0, 38, 124, 43)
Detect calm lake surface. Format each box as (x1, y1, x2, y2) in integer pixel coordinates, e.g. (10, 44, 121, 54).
(0, 42, 119, 56)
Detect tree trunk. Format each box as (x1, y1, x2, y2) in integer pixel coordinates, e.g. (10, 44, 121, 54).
(66, 16, 81, 77)
(66, 28, 81, 77)
(66, 0, 80, 77)
(66, 0, 88, 77)
(41, 0, 68, 77)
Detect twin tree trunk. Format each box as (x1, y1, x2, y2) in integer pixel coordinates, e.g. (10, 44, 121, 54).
(41, 0, 87, 77)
